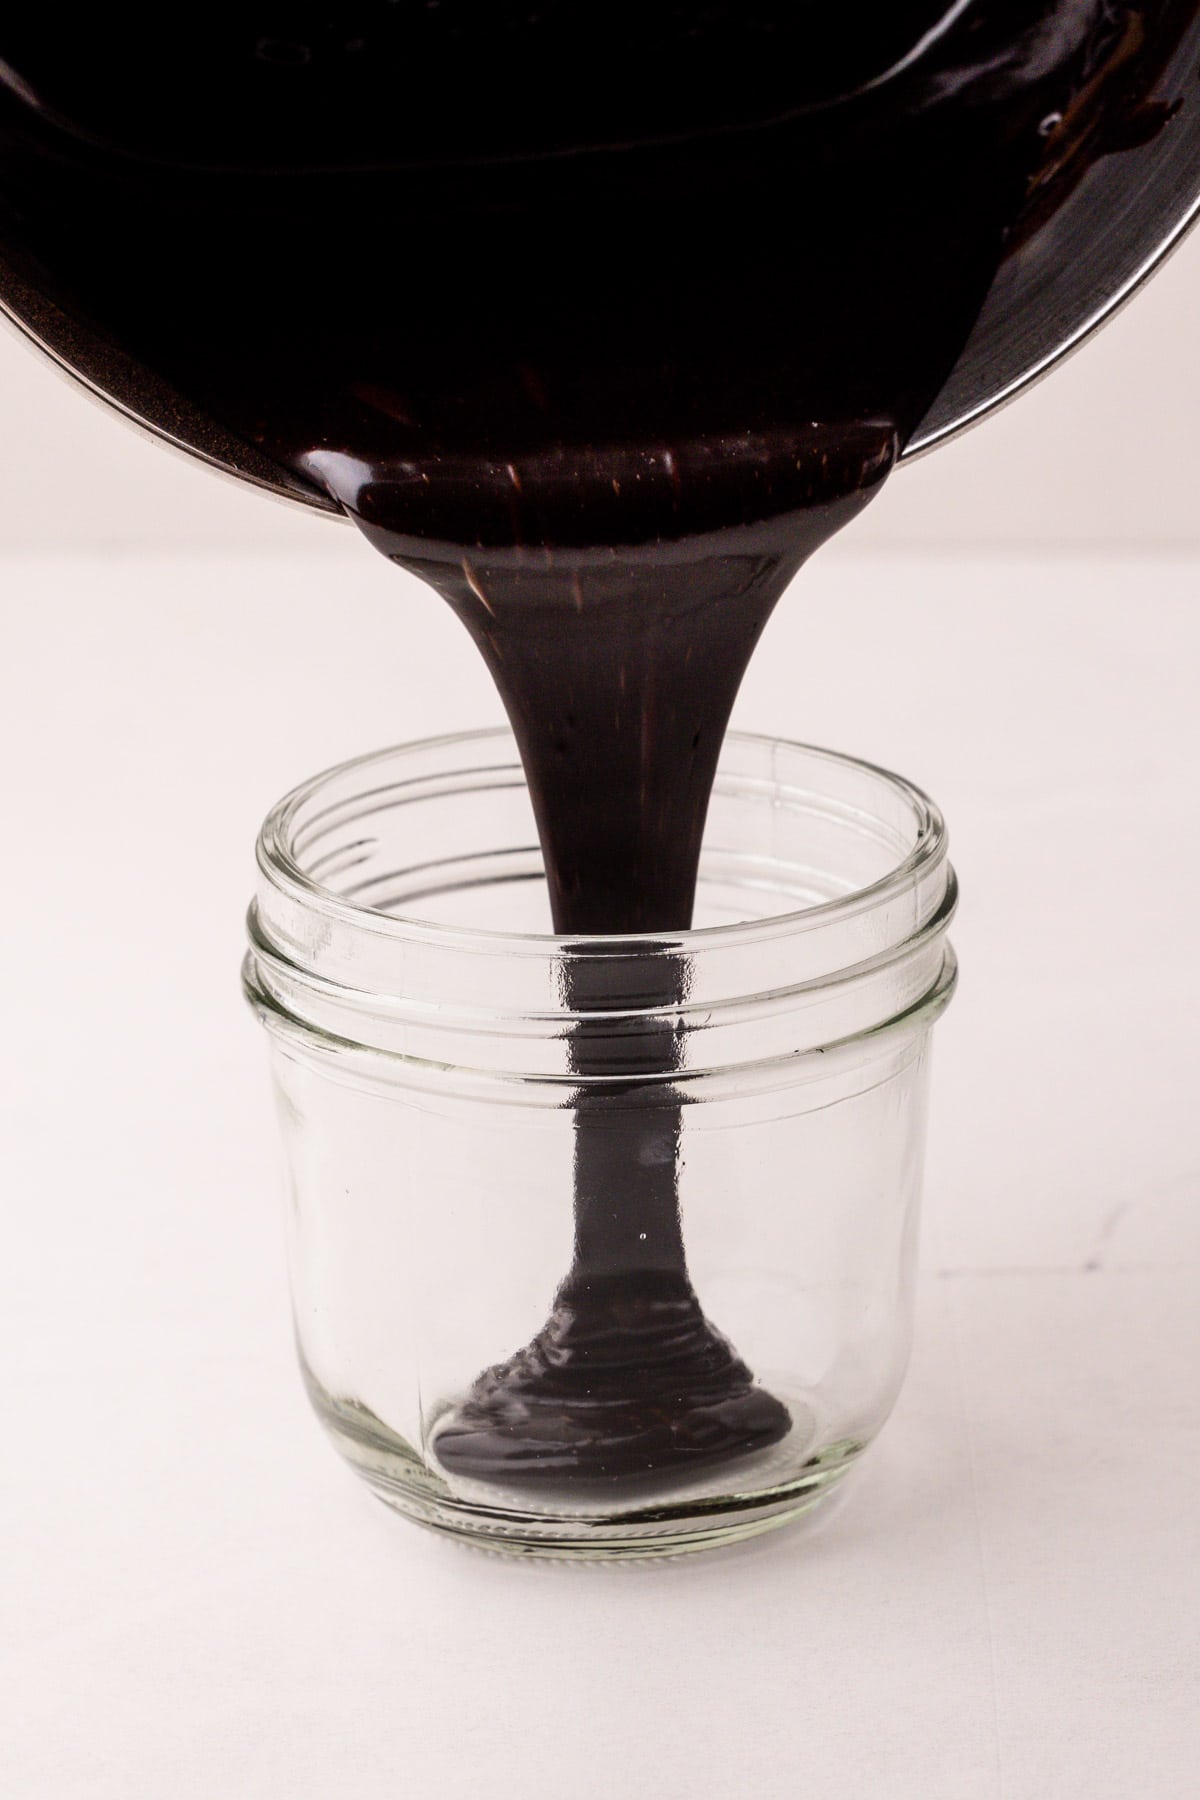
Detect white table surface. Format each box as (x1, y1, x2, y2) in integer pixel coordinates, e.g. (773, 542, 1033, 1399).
(2, 544, 1197, 1799)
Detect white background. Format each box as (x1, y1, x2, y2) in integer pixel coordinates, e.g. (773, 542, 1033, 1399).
(2, 228, 1199, 1795)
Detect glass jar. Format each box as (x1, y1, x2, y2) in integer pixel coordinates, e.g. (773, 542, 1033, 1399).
(244, 728, 957, 1559)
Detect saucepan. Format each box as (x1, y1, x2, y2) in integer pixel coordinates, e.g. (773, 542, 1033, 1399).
(2, 4, 1199, 503)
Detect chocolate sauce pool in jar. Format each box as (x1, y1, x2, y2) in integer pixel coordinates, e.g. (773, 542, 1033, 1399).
(0, 3, 1188, 1484)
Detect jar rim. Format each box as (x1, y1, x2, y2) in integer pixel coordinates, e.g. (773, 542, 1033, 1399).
(257, 726, 948, 959)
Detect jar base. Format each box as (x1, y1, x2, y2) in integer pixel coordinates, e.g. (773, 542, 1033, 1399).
(303, 1359, 865, 1560)
(370, 1461, 858, 1560)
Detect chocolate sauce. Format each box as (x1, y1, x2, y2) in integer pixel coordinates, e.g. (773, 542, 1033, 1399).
(0, 4, 1188, 1486)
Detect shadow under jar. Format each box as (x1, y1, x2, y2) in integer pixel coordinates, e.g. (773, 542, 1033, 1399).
(244, 729, 957, 1559)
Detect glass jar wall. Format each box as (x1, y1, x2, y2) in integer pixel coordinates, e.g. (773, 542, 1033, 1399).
(244, 729, 957, 1558)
